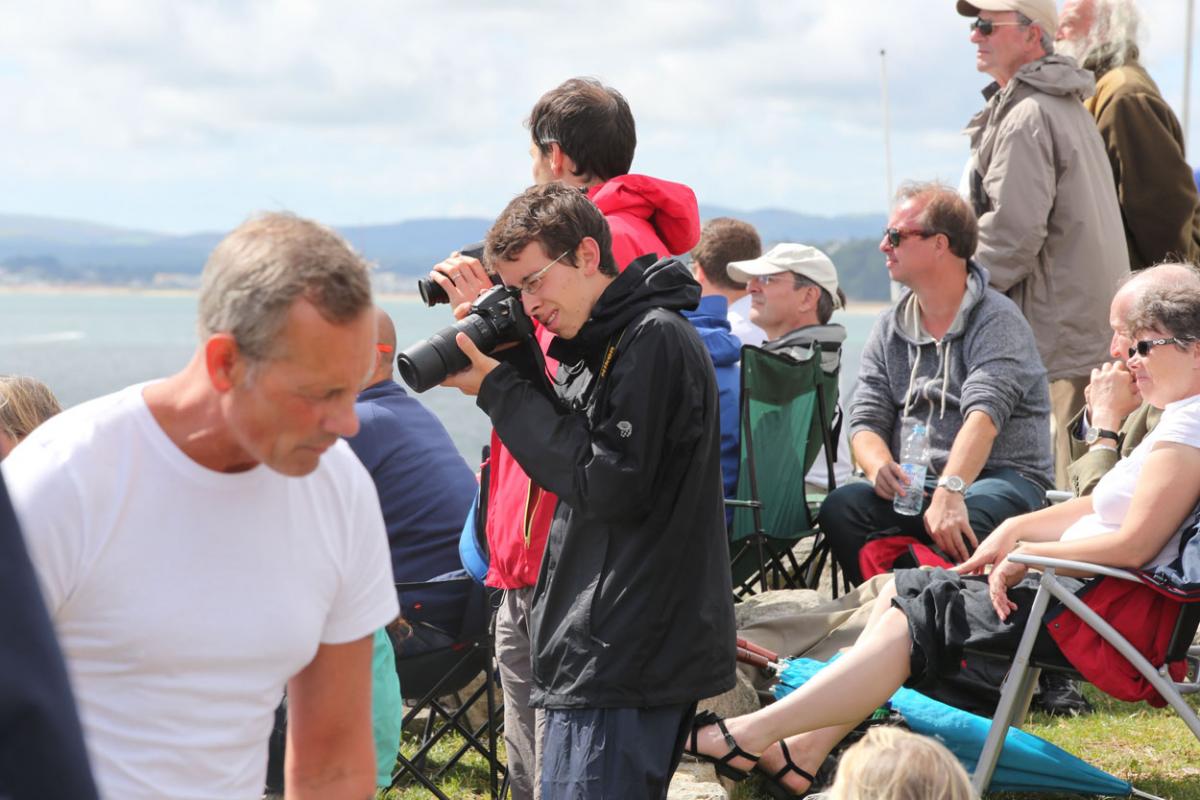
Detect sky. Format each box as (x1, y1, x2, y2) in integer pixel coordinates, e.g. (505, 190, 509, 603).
(0, 0, 1196, 234)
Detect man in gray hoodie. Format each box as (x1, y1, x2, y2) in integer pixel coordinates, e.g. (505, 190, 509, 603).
(958, 0, 1128, 489)
(819, 183, 1053, 585)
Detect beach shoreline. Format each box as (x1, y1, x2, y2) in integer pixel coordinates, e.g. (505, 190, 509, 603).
(0, 284, 892, 313)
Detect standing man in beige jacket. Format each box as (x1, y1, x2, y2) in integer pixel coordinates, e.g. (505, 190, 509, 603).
(1056, 0, 1200, 271)
(958, 0, 1129, 488)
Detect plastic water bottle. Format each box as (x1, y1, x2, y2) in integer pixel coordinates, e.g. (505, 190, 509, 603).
(893, 423, 929, 516)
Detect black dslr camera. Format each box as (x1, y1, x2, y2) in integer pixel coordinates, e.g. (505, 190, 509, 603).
(415, 242, 492, 307)
(396, 283, 535, 393)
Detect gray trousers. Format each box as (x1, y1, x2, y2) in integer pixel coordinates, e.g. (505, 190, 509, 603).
(496, 586, 544, 800)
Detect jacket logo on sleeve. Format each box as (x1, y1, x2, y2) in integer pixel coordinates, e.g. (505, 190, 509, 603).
(617, 420, 633, 439)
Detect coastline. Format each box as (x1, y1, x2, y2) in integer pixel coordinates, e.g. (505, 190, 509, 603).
(0, 284, 892, 314)
(0, 284, 425, 302)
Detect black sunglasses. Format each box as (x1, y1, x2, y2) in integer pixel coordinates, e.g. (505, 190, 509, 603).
(969, 18, 1027, 36)
(884, 227, 937, 247)
(1127, 337, 1190, 359)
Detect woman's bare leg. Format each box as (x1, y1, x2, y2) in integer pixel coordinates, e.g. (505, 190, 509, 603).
(691, 606, 913, 768)
(752, 577, 902, 790)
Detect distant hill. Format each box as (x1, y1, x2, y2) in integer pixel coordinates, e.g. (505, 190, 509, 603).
(0, 208, 891, 299)
(699, 205, 885, 244)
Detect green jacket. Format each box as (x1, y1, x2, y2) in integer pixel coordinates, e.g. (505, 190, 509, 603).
(1066, 402, 1161, 496)
(1086, 60, 1200, 271)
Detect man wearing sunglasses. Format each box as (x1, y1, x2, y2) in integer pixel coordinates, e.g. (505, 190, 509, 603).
(1056, 0, 1200, 272)
(958, 0, 1129, 491)
(820, 182, 1052, 586)
(442, 182, 735, 800)
(1066, 264, 1200, 496)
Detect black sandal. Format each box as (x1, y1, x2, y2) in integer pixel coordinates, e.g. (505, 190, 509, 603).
(756, 739, 817, 799)
(684, 709, 760, 781)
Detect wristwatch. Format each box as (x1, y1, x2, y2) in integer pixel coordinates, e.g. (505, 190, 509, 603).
(1084, 427, 1120, 447)
(936, 475, 967, 494)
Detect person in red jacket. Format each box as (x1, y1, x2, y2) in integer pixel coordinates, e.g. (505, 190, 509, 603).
(428, 77, 700, 800)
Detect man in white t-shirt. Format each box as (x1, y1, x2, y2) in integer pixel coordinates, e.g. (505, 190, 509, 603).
(1, 213, 400, 800)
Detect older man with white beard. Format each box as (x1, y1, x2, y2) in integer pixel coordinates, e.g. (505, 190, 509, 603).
(1056, 0, 1200, 271)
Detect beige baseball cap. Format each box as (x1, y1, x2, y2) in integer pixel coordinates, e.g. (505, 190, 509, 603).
(956, 0, 1057, 36)
(726, 243, 842, 309)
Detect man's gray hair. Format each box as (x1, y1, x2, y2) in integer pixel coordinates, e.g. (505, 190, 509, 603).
(198, 212, 373, 363)
(1059, 0, 1141, 72)
(1016, 12, 1056, 56)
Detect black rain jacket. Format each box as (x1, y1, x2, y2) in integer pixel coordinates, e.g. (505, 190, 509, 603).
(477, 255, 737, 708)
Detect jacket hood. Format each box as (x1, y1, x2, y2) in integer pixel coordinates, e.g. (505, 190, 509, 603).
(989, 55, 1096, 102)
(588, 175, 701, 256)
(892, 260, 990, 345)
(768, 323, 847, 351)
(682, 295, 741, 367)
(550, 255, 699, 363)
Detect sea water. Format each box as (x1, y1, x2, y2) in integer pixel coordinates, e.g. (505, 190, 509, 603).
(0, 290, 878, 461)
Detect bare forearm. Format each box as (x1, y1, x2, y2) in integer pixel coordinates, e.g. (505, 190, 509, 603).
(285, 770, 375, 800)
(1000, 496, 1093, 544)
(851, 430, 894, 480)
(941, 410, 996, 483)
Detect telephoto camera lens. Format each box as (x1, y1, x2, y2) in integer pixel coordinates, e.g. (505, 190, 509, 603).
(396, 284, 533, 393)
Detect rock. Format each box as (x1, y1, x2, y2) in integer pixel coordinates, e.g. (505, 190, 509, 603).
(734, 588, 829, 630)
(699, 669, 760, 720)
(668, 760, 729, 800)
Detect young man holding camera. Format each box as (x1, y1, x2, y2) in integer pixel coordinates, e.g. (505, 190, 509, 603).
(443, 183, 735, 799)
(427, 77, 701, 800)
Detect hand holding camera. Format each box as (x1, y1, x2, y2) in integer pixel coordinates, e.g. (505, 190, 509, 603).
(397, 280, 536, 393)
(418, 244, 494, 314)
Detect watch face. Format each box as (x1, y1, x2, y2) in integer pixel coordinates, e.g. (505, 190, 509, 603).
(1085, 428, 1098, 445)
(940, 475, 965, 492)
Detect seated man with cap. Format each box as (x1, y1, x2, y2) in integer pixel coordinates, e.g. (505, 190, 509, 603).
(726, 243, 853, 490)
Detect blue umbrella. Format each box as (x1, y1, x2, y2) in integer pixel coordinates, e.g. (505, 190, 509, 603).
(775, 658, 1131, 796)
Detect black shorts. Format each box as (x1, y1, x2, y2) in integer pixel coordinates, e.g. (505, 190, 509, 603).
(891, 567, 1085, 691)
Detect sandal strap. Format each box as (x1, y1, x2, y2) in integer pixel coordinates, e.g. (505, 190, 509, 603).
(769, 740, 816, 785)
(712, 717, 757, 768)
(689, 710, 759, 770)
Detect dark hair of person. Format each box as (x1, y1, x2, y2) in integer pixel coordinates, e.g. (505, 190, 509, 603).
(527, 77, 636, 182)
(792, 275, 848, 324)
(896, 181, 979, 260)
(485, 183, 617, 277)
(690, 217, 761, 291)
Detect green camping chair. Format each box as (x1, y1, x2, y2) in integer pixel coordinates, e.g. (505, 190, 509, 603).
(727, 345, 843, 597)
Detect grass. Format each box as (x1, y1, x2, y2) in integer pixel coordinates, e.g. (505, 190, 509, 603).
(373, 685, 1200, 799)
(377, 725, 507, 800)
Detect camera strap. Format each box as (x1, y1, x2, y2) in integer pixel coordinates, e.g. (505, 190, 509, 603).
(598, 328, 629, 381)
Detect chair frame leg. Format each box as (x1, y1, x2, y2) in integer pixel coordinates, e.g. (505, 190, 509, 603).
(973, 567, 1200, 796)
(971, 571, 1054, 795)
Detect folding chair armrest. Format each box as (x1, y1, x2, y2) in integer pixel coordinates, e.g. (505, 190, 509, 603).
(724, 499, 761, 509)
(1006, 552, 1139, 583)
(1044, 489, 1074, 505)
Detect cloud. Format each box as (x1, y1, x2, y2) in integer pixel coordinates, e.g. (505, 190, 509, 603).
(0, 0, 1196, 231)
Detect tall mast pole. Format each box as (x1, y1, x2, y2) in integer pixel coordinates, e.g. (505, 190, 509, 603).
(880, 49, 894, 210)
(1186, 0, 1195, 149)
(881, 48, 901, 300)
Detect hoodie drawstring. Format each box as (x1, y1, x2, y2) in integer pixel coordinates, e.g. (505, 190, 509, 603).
(900, 293, 954, 428)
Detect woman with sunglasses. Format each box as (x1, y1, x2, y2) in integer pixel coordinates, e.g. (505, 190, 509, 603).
(685, 280, 1200, 797)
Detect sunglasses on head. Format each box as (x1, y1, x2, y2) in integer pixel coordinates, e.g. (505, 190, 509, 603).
(884, 227, 937, 247)
(969, 18, 1027, 36)
(1127, 337, 1191, 359)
